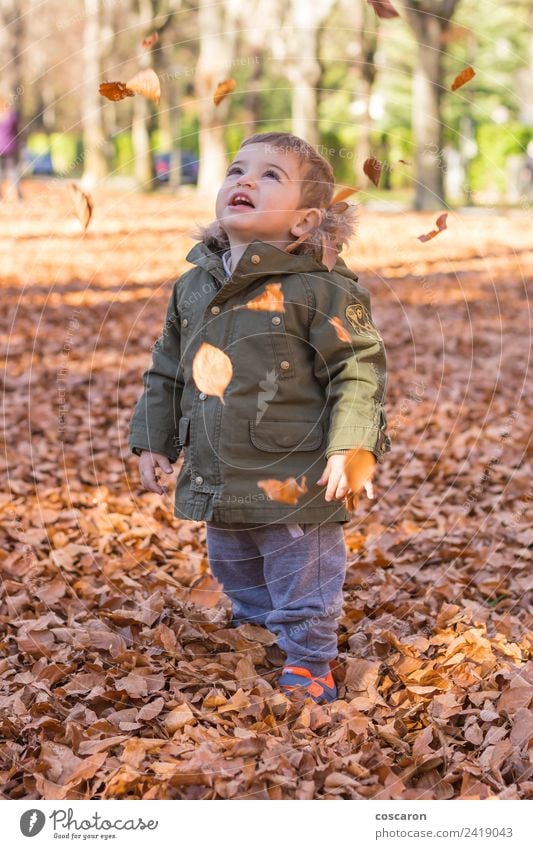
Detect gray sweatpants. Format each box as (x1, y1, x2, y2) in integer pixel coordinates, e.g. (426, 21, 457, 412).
(205, 521, 347, 676)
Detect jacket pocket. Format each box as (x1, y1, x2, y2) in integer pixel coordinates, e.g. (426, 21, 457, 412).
(178, 416, 191, 446)
(249, 420, 323, 452)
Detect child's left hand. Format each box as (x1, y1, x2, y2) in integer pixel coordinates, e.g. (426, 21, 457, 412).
(317, 449, 377, 510)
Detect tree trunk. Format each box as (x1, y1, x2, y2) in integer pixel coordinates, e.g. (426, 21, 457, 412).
(351, 0, 379, 170)
(132, 0, 156, 189)
(82, 0, 107, 186)
(195, 0, 239, 198)
(285, 0, 335, 146)
(401, 0, 461, 210)
(243, 53, 263, 136)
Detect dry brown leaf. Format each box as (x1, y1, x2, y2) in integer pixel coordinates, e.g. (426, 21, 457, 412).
(69, 182, 94, 232)
(344, 659, 381, 692)
(321, 234, 339, 271)
(285, 232, 311, 253)
(189, 573, 223, 608)
(367, 0, 400, 19)
(417, 212, 448, 242)
(328, 315, 352, 343)
(98, 81, 135, 101)
(142, 31, 160, 49)
(257, 475, 308, 505)
(165, 703, 195, 733)
(345, 448, 377, 505)
(125, 68, 161, 103)
(238, 282, 285, 312)
(451, 66, 476, 92)
(363, 156, 382, 187)
(192, 342, 233, 403)
(213, 78, 236, 106)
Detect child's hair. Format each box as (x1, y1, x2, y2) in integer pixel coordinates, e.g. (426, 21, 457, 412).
(190, 131, 357, 257)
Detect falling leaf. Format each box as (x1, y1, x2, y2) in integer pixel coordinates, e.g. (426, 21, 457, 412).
(125, 68, 161, 103)
(321, 234, 339, 271)
(343, 448, 377, 512)
(237, 282, 285, 312)
(328, 316, 352, 343)
(213, 79, 236, 106)
(328, 186, 359, 207)
(417, 212, 448, 242)
(451, 66, 476, 92)
(142, 31, 159, 49)
(69, 182, 94, 232)
(192, 342, 233, 403)
(363, 157, 382, 187)
(367, 0, 400, 20)
(98, 81, 135, 102)
(286, 232, 310, 253)
(257, 476, 308, 505)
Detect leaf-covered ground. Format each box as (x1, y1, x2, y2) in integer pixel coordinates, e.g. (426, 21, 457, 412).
(1, 184, 531, 800)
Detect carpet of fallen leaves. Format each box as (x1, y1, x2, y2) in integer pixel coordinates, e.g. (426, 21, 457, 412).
(1, 182, 532, 801)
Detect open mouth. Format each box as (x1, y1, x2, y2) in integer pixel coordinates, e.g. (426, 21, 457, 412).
(228, 192, 255, 209)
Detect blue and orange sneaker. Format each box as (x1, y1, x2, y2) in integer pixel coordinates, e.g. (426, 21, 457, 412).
(278, 665, 337, 704)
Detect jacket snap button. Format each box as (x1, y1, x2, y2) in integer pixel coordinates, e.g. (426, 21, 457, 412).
(280, 360, 290, 370)
(271, 316, 281, 325)
(195, 475, 204, 485)
(211, 305, 220, 315)
(199, 392, 207, 400)
(251, 254, 261, 264)
(182, 318, 188, 327)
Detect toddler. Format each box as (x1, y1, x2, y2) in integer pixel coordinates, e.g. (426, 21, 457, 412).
(129, 132, 392, 703)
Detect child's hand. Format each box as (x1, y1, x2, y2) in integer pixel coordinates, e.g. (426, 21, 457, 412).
(317, 449, 376, 510)
(317, 454, 352, 502)
(138, 450, 174, 495)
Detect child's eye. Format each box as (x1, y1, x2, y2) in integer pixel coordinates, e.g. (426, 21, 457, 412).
(226, 166, 280, 180)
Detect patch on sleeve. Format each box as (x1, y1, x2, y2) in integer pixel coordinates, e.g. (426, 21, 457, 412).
(345, 303, 382, 340)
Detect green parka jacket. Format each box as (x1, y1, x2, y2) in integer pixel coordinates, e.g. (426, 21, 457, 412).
(128, 239, 392, 524)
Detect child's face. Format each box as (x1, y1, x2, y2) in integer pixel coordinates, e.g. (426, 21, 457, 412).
(215, 143, 318, 247)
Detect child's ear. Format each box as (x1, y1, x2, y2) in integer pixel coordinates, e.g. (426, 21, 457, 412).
(290, 207, 322, 238)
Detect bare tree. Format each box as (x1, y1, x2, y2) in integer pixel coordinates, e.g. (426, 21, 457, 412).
(195, 0, 240, 196)
(401, 0, 461, 210)
(348, 0, 380, 168)
(82, 0, 107, 185)
(283, 0, 336, 146)
(132, 0, 181, 189)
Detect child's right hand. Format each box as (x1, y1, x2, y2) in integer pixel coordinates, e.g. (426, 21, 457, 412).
(138, 450, 174, 495)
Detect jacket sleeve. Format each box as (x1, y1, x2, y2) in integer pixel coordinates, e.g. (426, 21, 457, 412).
(128, 280, 184, 463)
(308, 273, 392, 464)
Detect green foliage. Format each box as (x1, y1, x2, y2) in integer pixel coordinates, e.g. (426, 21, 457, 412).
(49, 133, 78, 175)
(470, 122, 533, 191)
(26, 133, 49, 155)
(178, 112, 200, 157)
(112, 132, 134, 176)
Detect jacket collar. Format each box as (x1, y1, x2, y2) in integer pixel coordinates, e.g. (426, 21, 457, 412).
(185, 239, 358, 302)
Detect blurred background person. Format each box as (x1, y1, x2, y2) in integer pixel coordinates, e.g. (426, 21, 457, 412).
(0, 94, 23, 201)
